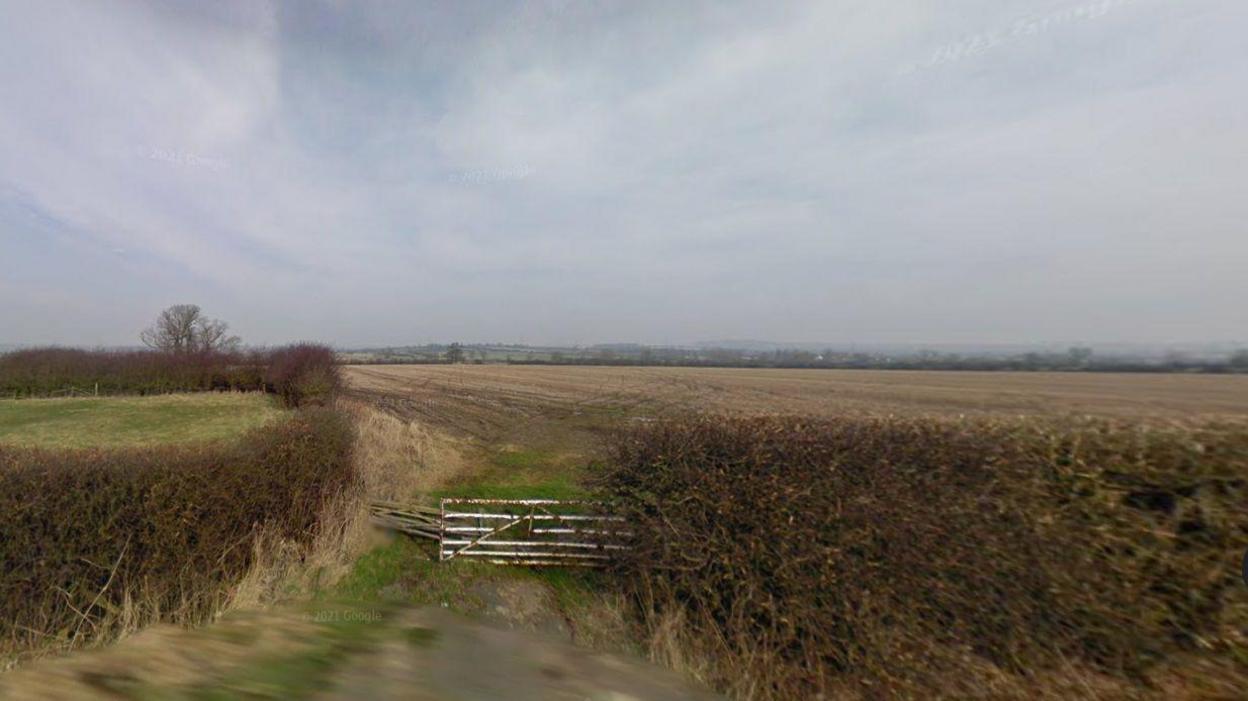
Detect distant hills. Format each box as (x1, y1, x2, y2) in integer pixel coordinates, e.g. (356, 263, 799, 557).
(692, 340, 1246, 361)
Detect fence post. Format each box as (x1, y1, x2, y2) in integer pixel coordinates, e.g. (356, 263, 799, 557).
(439, 499, 446, 562)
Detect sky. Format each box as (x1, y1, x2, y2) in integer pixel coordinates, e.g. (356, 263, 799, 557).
(1, 0, 1245, 348)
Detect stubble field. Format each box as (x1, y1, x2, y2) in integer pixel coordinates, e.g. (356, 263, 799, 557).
(346, 364, 1248, 431)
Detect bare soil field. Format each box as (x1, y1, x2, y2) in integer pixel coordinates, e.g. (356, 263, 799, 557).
(346, 365, 1248, 433)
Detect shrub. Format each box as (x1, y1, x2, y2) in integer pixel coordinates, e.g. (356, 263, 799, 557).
(600, 416, 1248, 698)
(264, 344, 342, 408)
(0, 407, 356, 653)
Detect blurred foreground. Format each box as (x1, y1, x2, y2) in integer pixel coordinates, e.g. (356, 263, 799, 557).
(0, 601, 719, 700)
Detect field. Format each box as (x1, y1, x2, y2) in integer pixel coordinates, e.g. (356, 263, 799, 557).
(0, 394, 282, 449)
(2, 363, 1243, 698)
(343, 363, 1248, 698)
(346, 364, 1248, 430)
(344, 361, 1248, 506)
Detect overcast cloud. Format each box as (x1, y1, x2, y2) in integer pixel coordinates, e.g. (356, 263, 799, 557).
(1, 0, 1245, 347)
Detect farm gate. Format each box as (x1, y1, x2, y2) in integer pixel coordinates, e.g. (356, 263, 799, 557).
(369, 498, 630, 567)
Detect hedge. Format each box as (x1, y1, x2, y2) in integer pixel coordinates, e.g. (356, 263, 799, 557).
(601, 415, 1248, 697)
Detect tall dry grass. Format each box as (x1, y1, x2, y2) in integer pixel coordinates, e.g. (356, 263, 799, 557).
(227, 399, 468, 608)
(341, 397, 467, 500)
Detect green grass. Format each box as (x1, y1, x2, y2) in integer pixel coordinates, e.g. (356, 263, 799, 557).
(323, 409, 615, 659)
(0, 393, 283, 449)
(330, 537, 605, 619)
(431, 448, 591, 501)
(330, 538, 498, 608)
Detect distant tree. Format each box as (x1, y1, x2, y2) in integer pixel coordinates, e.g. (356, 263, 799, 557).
(1163, 351, 1190, 368)
(1067, 346, 1094, 366)
(1230, 349, 1248, 370)
(1021, 352, 1045, 369)
(444, 343, 465, 364)
(194, 317, 238, 352)
(140, 304, 240, 354)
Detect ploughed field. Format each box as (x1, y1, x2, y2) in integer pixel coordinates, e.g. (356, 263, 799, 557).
(345, 364, 1248, 432)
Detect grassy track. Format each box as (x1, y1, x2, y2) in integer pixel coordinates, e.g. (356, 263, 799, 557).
(0, 393, 282, 449)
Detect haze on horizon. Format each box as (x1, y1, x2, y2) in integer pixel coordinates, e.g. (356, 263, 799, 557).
(1, 1, 1245, 349)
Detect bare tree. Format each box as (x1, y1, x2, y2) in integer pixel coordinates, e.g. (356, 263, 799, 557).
(193, 317, 240, 353)
(140, 304, 240, 353)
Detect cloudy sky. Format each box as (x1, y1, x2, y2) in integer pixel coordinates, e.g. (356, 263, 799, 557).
(1, 0, 1244, 348)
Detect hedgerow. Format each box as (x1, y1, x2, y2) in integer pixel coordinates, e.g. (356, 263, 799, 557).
(264, 344, 341, 409)
(0, 407, 356, 654)
(601, 415, 1248, 698)
(0, 345, 340, 407)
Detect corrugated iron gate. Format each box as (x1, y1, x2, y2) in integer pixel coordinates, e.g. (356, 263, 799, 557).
(369, 498, 630, 567)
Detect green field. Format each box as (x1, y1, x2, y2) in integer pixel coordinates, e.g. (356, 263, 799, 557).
(0, 393, 283, 449)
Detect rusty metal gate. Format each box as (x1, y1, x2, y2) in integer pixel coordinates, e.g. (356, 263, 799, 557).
(368, 498, 628, 567)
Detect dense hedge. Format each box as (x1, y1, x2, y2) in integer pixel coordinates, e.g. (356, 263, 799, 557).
(264, 344, 341, 409)
(0, 345, 339, 407)
(601, 416, 1248, 698)
(0, 407, 355, 650)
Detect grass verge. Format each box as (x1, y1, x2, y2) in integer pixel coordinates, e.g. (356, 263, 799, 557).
(430, 448, 590, 501)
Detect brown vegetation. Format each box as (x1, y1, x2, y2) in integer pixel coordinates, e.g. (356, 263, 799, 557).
(344, 364, 1248, 698)
(0, 408, 356, 661)
(1, 344, 340, 408)
(601, 415, 1248, 699)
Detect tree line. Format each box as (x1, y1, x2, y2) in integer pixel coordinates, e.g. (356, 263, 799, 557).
(414, 343, 1248, 373)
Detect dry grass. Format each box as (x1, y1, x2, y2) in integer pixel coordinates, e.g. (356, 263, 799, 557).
(340, 397, 467, 499)
(226, 398, 469, 610)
